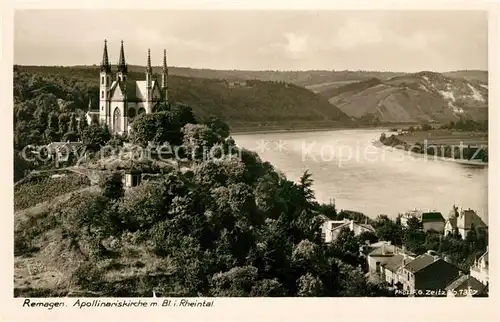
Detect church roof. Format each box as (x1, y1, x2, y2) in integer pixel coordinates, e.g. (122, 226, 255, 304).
(108, 79, 159, 102)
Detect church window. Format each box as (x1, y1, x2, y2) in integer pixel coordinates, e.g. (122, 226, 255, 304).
(113, 107, 122, 134)
(101, 76, 104, 84)
(101, 106, 104, 111)
(101, 91, 104, 98)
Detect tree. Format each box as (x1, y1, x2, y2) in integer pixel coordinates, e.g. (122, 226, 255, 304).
(82, 124, 111, 146)
(78, 117, 89, 138)
(374, 216, 403, 245)
(406, 216, 422, 231)
(297, 273, 323, 296)
(182, 124, 222, 161)
(206, 116, 230, 139)
(100, 172, 124, 200)
(171, 103, 197, 126)
(58, 113, 70, 136)
(44, 112, 60, 143)
(62, 131, 78, 142)
(68, 113, 78, 133)
(130, 112, 183, 147)
(334, 227, 359, 254)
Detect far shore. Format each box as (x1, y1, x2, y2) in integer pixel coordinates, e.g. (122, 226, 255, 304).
(230, 125, 398, 135)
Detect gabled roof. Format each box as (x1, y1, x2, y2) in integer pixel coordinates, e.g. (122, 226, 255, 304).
(445, 275, 487, 296)
(422, 212, 445, 222)
(458, 209, 487, 229)
(368, 244, 397, 257)
(478, 250, 488, 265)
(403, 254, 436, 273)
(382, 254, 414, 273)
(359, 223, 376, 232)
(109, 79, 160, 102)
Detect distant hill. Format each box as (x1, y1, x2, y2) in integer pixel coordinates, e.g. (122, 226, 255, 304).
(443, 70, 488, 84)
(319, 71, 488, 123)
(71, 65, 405, 87)
(14, 65, 352, 131)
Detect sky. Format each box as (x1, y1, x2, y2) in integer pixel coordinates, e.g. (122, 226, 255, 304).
(14, 10, 488, 72)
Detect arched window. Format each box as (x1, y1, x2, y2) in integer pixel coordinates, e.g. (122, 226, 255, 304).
(101, 91, 104, 98)
(113, 107, 122, 134)
(137, 108, 146, 115)
(101, 76, 104, 84)
(128, 108, 136, 119)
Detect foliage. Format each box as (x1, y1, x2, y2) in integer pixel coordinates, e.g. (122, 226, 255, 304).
(82, 124, 111, 146)
(99, 172, 124, 200)
(14, 171, 91, 211)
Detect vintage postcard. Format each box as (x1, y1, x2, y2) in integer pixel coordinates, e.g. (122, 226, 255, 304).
(1, 0, 498, 321)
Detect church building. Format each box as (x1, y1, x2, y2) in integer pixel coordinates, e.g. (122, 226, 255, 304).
(87, 40, 169, 135)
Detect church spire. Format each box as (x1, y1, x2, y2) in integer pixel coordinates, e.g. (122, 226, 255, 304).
(146, 48, 152, 73)
(162, 49, 168, 74)
(161, 49, 169, 105)
(117, 40, 127, 74)
(100, 40, 111, 73)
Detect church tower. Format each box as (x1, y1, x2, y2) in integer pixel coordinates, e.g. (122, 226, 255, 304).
(161, 49, 169, 106)
(116, 40, 128, 82)
(145, 49, 153, 113)
(99, 40, 112, 125)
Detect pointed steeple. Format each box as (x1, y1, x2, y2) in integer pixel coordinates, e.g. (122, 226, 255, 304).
(162, 49, 168, 75)
(146, 48, 152, 73)
(100, 40, 111, 73)
(117, 40, 127, 74)
(161, 49, 169, 105)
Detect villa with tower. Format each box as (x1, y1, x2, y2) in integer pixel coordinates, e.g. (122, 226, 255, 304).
(87, 40, 169, 135)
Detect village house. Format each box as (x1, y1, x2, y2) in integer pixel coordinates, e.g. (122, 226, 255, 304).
(320, 217, 375, 243)
(366, 243, 415, 276)
(399, 251, 461, 296)
(444, 206, 487, 238)
(470, 249, 488, 286)
(421, 212, 445, 233)
(445, 274, 488, 297)
(400, 208, 422, 227)
(380, 252, 415, 287)
(401, 209, 445, 232)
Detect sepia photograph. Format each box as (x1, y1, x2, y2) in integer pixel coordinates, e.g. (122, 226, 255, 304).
(12, 8, 490, 301)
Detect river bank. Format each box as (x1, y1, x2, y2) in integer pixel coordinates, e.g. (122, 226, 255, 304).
(378, 131, 488, 165)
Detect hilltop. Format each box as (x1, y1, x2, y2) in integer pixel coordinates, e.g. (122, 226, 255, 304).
(319, 71, 488, 124)
(15, 65, 352, 132)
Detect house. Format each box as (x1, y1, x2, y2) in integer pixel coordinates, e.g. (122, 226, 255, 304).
(421, 212, 445, 233)
(366, 243, 398, 274)
(124, 170, 142, 187)
(400, 208, 422, 227)
(380, 253, 415, 287)
(470, 249, 488, 286)
(320, 218, 375, 243)
(366, 243, 415, 276)
(445, 274, 487, 297)
(399, 252, 461, 296)
(444, 207, 487, 238)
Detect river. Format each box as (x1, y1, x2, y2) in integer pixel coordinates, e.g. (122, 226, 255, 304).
(233, 128, 488, 222)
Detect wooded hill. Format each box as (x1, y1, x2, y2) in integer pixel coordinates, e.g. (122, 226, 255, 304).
(14, 65, 353, 133)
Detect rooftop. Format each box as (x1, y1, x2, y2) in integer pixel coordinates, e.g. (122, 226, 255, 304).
(403, 253, 437, 273)
(445, 275, 487, 296)
(422, 212, 445, 222)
